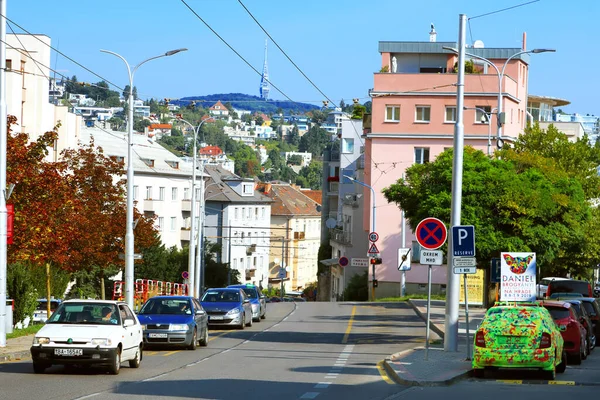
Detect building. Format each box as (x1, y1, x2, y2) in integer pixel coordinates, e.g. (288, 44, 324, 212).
(79, 127, 197, 250)
(556, 113, 600, 143)
(258, 183, 321, 291)
(527, 95, 586, 141)
(208, 101, 230, 117)
(147, 124, 172, 139)
(203, 166, 272, 288)
(133, 99, 150, 118)
(283, 151, 312, 167)
(197, 153, 235, 173)
(199, 146, 223, 157)
(362, 33, 533, 298)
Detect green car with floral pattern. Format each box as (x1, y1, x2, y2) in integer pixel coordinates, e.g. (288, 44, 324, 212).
(472, 303, 566, 380)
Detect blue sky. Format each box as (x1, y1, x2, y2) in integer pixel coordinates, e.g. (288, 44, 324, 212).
(8, 0, 599, 115)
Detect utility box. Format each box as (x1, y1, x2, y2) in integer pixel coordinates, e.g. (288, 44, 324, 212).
(5, 300, 13, 334)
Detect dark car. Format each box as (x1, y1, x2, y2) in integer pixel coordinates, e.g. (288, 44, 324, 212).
(547, 279, 593, 298)
(563, 299, 595, 354)
(540, 300, 588, 364)
(228, 284, 266, 322)
(200, 288, 253, 329)
(137, 296, 208, 350)
(577, 297, 600, 338)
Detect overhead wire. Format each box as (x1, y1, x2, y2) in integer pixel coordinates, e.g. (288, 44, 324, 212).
(469, 0, 540, 20)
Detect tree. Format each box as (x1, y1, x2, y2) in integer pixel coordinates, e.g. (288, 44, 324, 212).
(296, 161, 323, 189)
(234, 146, 261, 177)
(134, 118, 152, 133)
(123, 85, 138, 100)
(287, 154, 303, 166)
(308, 109, 329, 125)
(287, 124, 300, 146)
(382, 145, 593, 278)
(299, 126, 330, 158)
(203, 242, 240, 288)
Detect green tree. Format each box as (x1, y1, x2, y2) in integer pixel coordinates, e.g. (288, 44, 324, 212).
(287, 124, 300, 146)
(299, 126, 330, 158)
(122, 85, 138, 100)
(134, 118, 152, 133)
(234, 146, 261, 177)
(343, 271, 368, 301)
(287, 154, 303, 166)
(296, 160, 323, 189)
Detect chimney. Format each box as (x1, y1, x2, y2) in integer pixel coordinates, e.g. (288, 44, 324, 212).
(522, 32, 527, 51)
(429, 23, 437, 42)
(265, 183, 272, 194)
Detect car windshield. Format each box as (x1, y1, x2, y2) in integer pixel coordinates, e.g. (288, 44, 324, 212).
(201, 290, 240, 303)
(241, 287, 258, 299)
(549, 281, 589, 295)
(36, 301, 60, 312)
(139, 299, 191, 315)
(544, 306, 570, 320)
(582, 302, 596, 317)
(47, 302, 120, 325)
(569, 302, 583, 315)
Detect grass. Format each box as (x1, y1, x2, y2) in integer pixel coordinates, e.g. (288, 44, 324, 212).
(376, 294, 447, 302)
(7, 324, 43, 340)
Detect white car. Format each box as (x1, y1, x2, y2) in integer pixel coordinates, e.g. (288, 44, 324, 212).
(30, 299, 143, 375)
(537, 277, 569, 299)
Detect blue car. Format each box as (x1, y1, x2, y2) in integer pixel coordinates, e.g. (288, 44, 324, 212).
(227, 284, 266, 322)
(200, 288, 253, 329)
(137, 296, 208, 350)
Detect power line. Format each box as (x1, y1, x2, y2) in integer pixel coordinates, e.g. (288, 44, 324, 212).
(236, 0, 338, 109)
(469, 0, 540, 20)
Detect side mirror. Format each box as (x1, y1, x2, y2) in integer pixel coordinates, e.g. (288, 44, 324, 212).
(243, 299, 250, 304)
(196, 309, 205, 315)
(124, 319, 135, 327)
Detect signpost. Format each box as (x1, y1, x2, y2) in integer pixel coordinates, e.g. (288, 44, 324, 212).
(369, 232, 379, 242)
(338, 256, 349, 268)
(367, 243, 380, 257)
(415, 218, 447, 360)
(398, 248, 411, 271)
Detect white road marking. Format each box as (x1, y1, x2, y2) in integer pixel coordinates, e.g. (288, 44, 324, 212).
(223, 349, 231, 353)
(142, 373, 169, 382)
(242, 340, 250, 344)
(314, 382, 331, 389)
(300, 392, 320, 399)
(73, 394, 101, 400)
(325, 373, 339, 379)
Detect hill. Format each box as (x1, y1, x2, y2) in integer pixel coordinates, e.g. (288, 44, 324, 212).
(173, 93, 320, 115)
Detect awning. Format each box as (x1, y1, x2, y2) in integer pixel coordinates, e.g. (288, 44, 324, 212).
(320, 258, 339, 266)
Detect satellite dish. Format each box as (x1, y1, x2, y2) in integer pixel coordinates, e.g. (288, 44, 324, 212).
(326, 218, 337, 229)
(473, 40, 485, 48)
(316, 205, 322, 212)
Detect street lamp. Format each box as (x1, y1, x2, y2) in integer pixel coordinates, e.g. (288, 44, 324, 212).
(101, 48, 187, 309)
(197, 182, 224, 297)
(443, 46, 555, 149)
(344, 175, 377, 300)
(464, 106, 497, 156)
(176, 116, 214, 298)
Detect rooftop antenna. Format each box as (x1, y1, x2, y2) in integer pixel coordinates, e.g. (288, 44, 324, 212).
(259, 39, 270, 100)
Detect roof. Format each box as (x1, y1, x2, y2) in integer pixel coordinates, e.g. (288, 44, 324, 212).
(79, 127, 194, 177)
(301, 190, 322, 205)
(199, 145, 223, 155)
(528, 95, 571, 107)
(148, 124, 172, 130)
(257, 183, 321, 216)
(203, 165, 272, 204)
(209, 100, 228, 110)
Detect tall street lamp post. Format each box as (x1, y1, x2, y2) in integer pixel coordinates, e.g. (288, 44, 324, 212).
(101, 48, 187, 309)
(197, 183, 224, 297)
(176, 117, 213, 298)
(464, 106, 496, 156)
(344, 175, 376, 301)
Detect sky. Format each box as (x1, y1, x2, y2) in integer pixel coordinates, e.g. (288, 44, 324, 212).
(7, 0, 599, 116)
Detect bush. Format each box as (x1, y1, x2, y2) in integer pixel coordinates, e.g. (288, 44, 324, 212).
(7, 263, 38, 326)
(343, 271, 368, 301)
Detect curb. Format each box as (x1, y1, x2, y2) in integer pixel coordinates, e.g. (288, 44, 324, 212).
(485, 379, 600, 387)
(382, 357, 471, 387)
(407, 299, 445, 339)
(0, 349, 31, 362)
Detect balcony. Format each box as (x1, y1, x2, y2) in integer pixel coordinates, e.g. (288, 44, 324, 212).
(329, 228, 352, 245)
(328, 182, 339, 195)
(357, 153, 365, 170)
(181, 199, 191, 212)
(143, 199, 158, 213)
(180, 229, 191, 241)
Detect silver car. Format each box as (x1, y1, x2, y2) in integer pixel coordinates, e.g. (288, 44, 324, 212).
(200, 288, 253, 329)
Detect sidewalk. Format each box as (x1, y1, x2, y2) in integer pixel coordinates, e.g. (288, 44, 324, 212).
(383, 299, 487, 386)
(0, 335, 34, 362)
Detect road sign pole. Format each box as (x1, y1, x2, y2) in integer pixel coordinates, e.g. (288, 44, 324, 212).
(425, 264, 432, 361)
(401, 203, 406, 297)
(464, 273, 471, 360)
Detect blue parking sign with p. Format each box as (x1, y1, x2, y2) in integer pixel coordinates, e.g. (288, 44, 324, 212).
(452, 225, 475, 257)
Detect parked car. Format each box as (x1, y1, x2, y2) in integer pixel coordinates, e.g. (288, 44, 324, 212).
(228, 284, 266, 321)
(537, 277, 569, 299)
(540, 300, 588, 364)
(137, 296, 208, 350)
(594, 282, 600, 298)
(200, 288, 253, 329)
(560, 299, 595, 353)
(472, 303, 566, 380)
(547, 279, 593, 298)
(576, 297, 600, 338)
(32, 298, 61, 324)
(30, 299, 143, 375)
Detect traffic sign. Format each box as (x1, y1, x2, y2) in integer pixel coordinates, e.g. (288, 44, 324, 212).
(452, 256, 477, 268)
(415, 218, 447, 250)
(182, 271, 189, 280)
(420, 250, 443, 265)
(453, 266, 477, 274)
(367, 242, 380, 256)
(490, 258, 501, 283)
(398, 248, 411, 271)
(278, 267, 286, 279)
(339, 256, 349, 267)
(452, 225, 475, 257)
(369, 232, 379, 242)
(351, 258, 369, 267)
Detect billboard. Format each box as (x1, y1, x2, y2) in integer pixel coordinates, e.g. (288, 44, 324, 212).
(500, 252, 536, 301)
(459, 268, 485, 305)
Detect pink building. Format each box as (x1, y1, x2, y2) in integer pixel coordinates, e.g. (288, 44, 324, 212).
(364, 36, 532, 298)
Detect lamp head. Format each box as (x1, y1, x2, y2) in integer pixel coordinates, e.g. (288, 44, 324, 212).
(442, 46, 458, 53)
(531, 48, 555, 54)
(343, 175, 355, 182)
(165, 48, 188, 56)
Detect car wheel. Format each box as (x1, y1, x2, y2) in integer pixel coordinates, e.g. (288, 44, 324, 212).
(199, 326, 209, 347)
(188, 328, 198, 350)
(471, 368, 484, 378)
(109, 348, 121, 375)
(582, 339, 588, 360)
(238, 314, 245, 330)
(556, 350, 567, 374)
(543, 366, 556, 381)
(261, 309, 266, 319)
(129, 345, 142, 368)
(246, 314, 253, 327)
(32, 362, 48, 374)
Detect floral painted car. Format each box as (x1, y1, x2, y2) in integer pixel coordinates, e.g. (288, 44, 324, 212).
(472, 303, 566, 380)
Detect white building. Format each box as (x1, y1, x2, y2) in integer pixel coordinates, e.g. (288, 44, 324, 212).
(203, 166, 272, 289)
(283, 151, 312, 166)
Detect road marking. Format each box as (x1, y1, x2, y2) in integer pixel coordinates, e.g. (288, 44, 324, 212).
(549, 381, 575, 385)
(314, 382, 331, 389)
(242, 340, 250, 345)
(223, 349, 231, 353)
(325, 373, 339, 379)
(162, 350, 180, 357)
(73, 394, 101, 400)
(300, 393, 319, 399)
(145, 351, 158, 356)
(377, 360, 395, 385)
(208, 331, 229, 342)
(496, 380, 523, 384)
(342, 306, 356, 344)
(143, 373, 169, 382)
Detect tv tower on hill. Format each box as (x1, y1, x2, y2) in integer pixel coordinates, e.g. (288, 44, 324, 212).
(260, 39, 270, 100)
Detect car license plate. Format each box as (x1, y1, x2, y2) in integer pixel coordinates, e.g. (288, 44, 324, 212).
(148, 333, 168, 338)
(210, 316, 224, 320)
(498, 336, 526, 345)
(54, 348, 83, 356)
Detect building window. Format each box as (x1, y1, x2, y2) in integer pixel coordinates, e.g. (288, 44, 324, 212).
(342, 138, 354, 153)
(261, 207, 265, 219)
(255, 208, 259, 220)
(183, 187, 190, 200)
(141, 158, 155, 167)
(145, 186, 153, 200)
(171, 187, 178, 201)
(133, 185, 139, 201)
(157, 217, 164, 231)
(415, 106, 431, 123)
(242, 208, 246, 220)
(385, 105, 400, 122)
(243, 184, 253, 195)
(195, 187, 201, 199)
(159, 187, 165, 201)
(233, 259, 237, 270)
(445, 106, 457, 123)
(170, 217, 176, 231)
(415, 147, 430, 164)
(475, 105, 492, 124)
(234, 207, 239, 220)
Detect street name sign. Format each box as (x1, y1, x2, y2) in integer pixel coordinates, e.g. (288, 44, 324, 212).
(351, 258, 369, 267)
(453, 266, 477, 274)
(452, 225, 475, 257)
(420, 250, 443, 265)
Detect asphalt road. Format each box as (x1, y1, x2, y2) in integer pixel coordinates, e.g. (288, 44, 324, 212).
(1, 302, 598, 400)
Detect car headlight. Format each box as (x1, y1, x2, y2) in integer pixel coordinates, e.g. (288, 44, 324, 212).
(169, 324, 190, 331)
(91, 338, 112, 346)
(33, 337, 50, 345)
(141, 325, 147, 330)
(226, 308, 241, 316)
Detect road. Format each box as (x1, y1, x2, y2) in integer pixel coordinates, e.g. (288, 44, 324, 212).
(0, 302, 598, 400)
